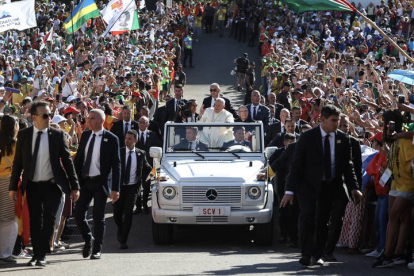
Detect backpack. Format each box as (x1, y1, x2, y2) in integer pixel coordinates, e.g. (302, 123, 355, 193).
(237, 57, 249, 73)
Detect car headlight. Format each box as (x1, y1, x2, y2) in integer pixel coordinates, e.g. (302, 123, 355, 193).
(248, 186, 261, 199)
(162, 186, 176, 200)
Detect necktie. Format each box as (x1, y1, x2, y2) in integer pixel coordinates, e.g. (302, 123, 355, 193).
(188, 141, 193, 150)
(124, 150, 133, 185)
(83, 134, 96, 177)
(253, 106, 257, 120)
(324, 134, 332, 181)
(213, 99, 216, 107)
(124, 122, 129, 138)
(138, 132, 145, 149)
(28, 131, 43, 181)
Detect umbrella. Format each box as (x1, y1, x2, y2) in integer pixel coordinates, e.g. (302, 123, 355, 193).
(387, 69, 414, 86)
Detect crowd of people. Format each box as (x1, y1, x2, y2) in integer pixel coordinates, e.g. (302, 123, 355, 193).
(0, 0, 413, 271)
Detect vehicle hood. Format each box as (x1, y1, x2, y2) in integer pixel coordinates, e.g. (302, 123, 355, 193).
(162, 159, 265, 182)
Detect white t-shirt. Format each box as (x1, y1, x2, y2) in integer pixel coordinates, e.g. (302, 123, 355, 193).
(62, 81, 77, 97)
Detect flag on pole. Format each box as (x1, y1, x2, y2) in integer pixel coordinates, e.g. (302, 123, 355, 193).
(66, 44, 74, 54)
(283, 0, 356, 14)
(360, 145, 378, 189)
(63, 0, 100, 34)
(110, 8, 140, 35)
(40, 27, 53, 51)
(101, 0, 134, 24)
(0, 0, 37, 32)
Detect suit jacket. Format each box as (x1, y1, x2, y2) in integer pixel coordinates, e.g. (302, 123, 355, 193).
(74, 129, 121, 196)
(111, 119, 139, 148)
(202, 95, 238, 119)
(10, 126, 80, 195)
(222, 140, 252, 150)
(286, 127, 358, 199)
(271, 142, 297, 192)
(268, 147, 286, 195)
(136, 130, 162, 163)
(153, 105, 166, 134)
(268, 132, 300, 148)
(163, 98, 183, 123)
(120, 147, 152, 186)
(295, 119, 308, 133)
(149, 120, 162, 141)
(174, 139, 208, 151)
(246, 103, 270, 130)
(265, 122, 283, 146)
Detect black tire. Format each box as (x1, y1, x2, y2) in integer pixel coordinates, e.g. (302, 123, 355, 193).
(152, 219, 174, 245)
(254, 214, 274, 246)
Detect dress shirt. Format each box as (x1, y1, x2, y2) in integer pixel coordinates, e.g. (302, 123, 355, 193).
(187, 114, 197, 122)
(139, 130, 147, 144)
(285, 126, 336, 196)
(32, 126, 53, 181)
(211, 97, 218, 107)
(280, 122, 285, 133)
(125, 147, 137, 185)
(250, 104, 259, 120)
(123, 120, 131, 133)
(84, 129, 104, 177)
(188, 140, 196, 150)
(320, 125, 336, 180)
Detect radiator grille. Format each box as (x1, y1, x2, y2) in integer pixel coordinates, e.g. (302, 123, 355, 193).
(182, 186, 242, 204)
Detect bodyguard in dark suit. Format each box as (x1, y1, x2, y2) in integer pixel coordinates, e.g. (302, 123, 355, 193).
(269, 133, 297, 245)
(202, 83, 238, 119)
(324, 114, 362, 261)
(139, 106, 162, 141)
(265, 108, 290, 146)
(135, 116, 162, 214)
(267, 119, 299, 148)
(114, 130, 152, 249)
(173, 127, 208, 151)
(281, 105, 362, 267)
(74, 109, 121, 260)
(163, 84, 185, 123)
(246, 90, 270, 130)
(9, 101, 80, 267)
(221, 126, 252, 150)
(110, 106, 139, 148)
(292, 106, 308, 133)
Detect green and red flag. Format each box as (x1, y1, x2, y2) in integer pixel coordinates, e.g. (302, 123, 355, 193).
(283, 0, 356, 14)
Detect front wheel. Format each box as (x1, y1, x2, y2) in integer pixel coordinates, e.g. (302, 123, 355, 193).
(152, 219, 174, 245)
(254, 215, 274, 246)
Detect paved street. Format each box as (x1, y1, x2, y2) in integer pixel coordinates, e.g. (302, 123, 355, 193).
(1, 30, 413, 276)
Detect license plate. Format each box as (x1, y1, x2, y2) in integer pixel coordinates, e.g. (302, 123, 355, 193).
(194, 207, 230, 216)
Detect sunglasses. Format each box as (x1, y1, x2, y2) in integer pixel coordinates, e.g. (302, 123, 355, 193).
(210, 89, 217, 92)
(36, 113, 52, 119)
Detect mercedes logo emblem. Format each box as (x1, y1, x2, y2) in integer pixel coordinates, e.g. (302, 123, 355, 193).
(206, 189, 218, 201)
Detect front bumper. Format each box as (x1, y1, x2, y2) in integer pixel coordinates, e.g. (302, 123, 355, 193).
(152, 192, 273, 225)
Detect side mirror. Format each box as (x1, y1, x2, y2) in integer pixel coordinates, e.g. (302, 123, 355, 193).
(150, 147, 163, 159)
(265, 146, 278, 158)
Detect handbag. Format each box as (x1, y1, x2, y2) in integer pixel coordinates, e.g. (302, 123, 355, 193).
(230, 67, 237, 76)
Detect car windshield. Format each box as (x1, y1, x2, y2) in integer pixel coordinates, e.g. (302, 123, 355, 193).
(165, 123, 263, 153)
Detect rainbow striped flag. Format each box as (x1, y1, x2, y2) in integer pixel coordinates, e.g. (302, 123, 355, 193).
(63, 0, 100, 34)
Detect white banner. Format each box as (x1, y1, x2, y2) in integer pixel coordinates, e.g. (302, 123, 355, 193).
(0, 0, 36, 32)
(101, 0, 134, 24)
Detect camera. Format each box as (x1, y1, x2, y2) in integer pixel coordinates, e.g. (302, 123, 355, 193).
(176, 99, 192, 118)
(398, 95, 405, 104)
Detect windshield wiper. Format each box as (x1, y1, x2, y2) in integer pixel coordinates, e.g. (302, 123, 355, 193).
(191, 150, 205, 159)
(208, 147, 241, 159)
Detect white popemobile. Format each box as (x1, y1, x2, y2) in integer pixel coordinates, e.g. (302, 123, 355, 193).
(149, 122, 274, 245)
